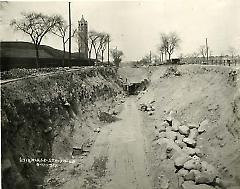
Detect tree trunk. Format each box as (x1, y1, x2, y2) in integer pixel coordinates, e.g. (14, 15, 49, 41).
(95, 53, 98, 63)
(88, 50, 92, 65)
(102, 50, 104, 63)
(168, 53, 171, 61)
(63, 39, 65, 67)
(35, 44, 39, 69)
(63, 45, 65, 67)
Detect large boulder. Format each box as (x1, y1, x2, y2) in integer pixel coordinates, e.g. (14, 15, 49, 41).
(176, 133, 185, 141)
(183, 138, 196, 147)
(158, 138, 182, 156)
(201, 161, 217, 174)
(197, 161, 217, 184)
(184, 170, 196, 181)
(182, 181, 215, 189)
(178, 168, 189, 177)
(183, 159, 201, 170)
(195, 171, 216, 184)
(198, 120, 209, 134)
(184, 169, 201, 182)
(172, 119, 181, 131)
(182, 147, 196, 156)
(179, 126, 190, 136)
(174, 155, 191, 168)
(189, 128, 198, 140)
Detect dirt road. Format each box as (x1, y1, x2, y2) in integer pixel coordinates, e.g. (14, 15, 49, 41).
(103, 97, 151, 189)
(57, 97, 152, 189)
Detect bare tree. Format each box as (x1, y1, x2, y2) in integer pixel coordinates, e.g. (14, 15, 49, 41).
(76, 29, 99, 64)
(10, 12, 61, 68)
(76, 30, 111, 64)
(110, 48, 123, 67)
(90, 32, 110, 64)
(158, 44, 165, 62)
(93, 32, 108, 63)
(99, 33, 110, 63)
(52, 18, 76, 67)
(87, 30, 100, 61)
(160, 32, 180, 61)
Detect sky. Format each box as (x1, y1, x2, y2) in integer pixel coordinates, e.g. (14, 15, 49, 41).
(0, 0, 240, 61)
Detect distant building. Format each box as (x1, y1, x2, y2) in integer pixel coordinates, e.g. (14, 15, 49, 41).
(78, 15, 88, 59)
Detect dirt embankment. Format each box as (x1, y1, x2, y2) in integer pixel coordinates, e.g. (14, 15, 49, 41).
(1, 67, 124, 189)
(139, 65, 240, 189)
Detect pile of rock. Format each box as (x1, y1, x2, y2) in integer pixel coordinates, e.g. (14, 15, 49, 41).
(155, 111, 221, 189)
(139, 101, 155, 116)
(161, 66, 181, 78)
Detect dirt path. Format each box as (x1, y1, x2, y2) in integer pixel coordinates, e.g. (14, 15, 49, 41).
(103, 97, 151, 189)
(57, 97, 152, 189)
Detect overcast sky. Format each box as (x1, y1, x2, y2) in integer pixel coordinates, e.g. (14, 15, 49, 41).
(0, 0, 240, 61)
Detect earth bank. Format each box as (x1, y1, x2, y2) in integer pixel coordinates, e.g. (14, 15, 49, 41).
(139, 65, 240, 189)
(1, 67, 125, 189)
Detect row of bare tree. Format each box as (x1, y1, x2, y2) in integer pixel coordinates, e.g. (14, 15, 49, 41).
(10, 12, 124, 68)
(139, 32, 181, 64)
(140, 31, 238, 65)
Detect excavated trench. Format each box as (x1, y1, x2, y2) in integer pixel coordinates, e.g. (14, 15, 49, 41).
(127, 79, 150, 95)
(1, 67, 125, 189)
(2, 65, 240, 189)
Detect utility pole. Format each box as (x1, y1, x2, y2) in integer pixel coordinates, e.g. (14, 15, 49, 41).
(107, 35, 110, 64)
(115, 46, 118, 67)
(68, 2, 72, 68)
(206, 38, 208, 64)
(149, 51, 152, 64)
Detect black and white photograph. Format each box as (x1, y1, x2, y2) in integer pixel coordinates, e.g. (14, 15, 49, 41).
(1, 0, 240, 188)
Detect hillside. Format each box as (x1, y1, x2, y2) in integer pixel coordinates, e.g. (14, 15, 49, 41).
(0, 41, 82, 59)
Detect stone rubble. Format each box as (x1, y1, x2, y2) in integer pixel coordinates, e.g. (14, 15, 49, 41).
(151, 110, 220, 189)
(178, 125, 190, 136)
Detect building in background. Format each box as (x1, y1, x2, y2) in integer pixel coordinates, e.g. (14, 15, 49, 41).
(78, 15, 88, 59)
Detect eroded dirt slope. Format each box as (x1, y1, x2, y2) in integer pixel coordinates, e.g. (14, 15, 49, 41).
(1, 67, 124, 189)
(139, 65, 240, 189)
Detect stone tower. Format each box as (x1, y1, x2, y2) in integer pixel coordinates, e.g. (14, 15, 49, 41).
(78, 15, 88, 59)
